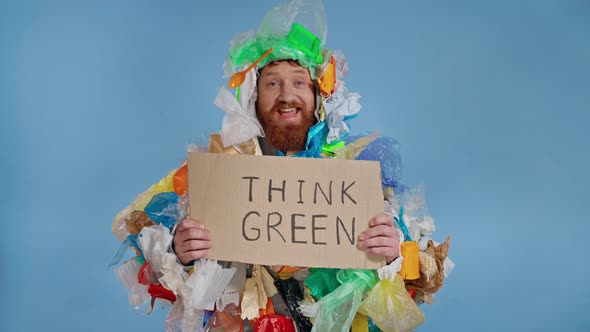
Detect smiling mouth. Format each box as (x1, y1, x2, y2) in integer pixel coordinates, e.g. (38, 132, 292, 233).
(277, 107, 300, 119)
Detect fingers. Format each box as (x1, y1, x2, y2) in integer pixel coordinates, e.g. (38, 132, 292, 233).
(176, 228, 211, 242)
(175, 239, 211, 253)
(368, 213, 393, 227)
(359, 224, 396, 242)
(174, 218, 212, 265)
(176, 218, 206, 233)
(177, 249, 210, 265)
(358, 214, 400, 264)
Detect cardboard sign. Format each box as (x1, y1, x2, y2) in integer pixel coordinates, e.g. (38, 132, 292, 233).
(188, 152, 385, 269)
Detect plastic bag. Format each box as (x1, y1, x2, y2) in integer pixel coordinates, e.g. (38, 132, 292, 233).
(302, 270, 377, 332)
(304, 268, 340, 299)
(358, 275, 425, 332)
(144, 192, 187, 231)
(225, 0, 329, 77)
(204, 303, 242, 332)
(274, 278, 313, 332)
(354, 136, 403, 190)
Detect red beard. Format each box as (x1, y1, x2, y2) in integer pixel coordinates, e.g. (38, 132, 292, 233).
(257, 101, 315, 152)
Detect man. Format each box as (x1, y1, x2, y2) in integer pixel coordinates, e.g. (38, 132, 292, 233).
(173, 60, 400, 267)
(111, 1, 447, 331)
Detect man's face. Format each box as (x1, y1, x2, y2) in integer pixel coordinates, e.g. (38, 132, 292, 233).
(256, 60, 316, 152)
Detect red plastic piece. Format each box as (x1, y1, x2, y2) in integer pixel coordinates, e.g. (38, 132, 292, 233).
(254, 315, 296, 332)
(148, 283, 177, 302)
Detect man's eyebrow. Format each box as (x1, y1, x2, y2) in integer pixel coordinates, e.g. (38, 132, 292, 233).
(260, 68, 309, 77)
(291, 68, 308, 74)
(261, 70, 279, 77)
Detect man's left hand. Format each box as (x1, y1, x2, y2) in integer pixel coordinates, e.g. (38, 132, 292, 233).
(358, 213, 400, 264)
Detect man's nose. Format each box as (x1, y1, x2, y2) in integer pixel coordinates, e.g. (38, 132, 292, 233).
(278, 84, 297, 103)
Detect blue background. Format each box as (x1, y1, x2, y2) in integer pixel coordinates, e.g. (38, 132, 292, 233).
(1, 0, 589, 331)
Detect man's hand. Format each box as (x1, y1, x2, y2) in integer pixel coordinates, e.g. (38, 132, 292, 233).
(173, 218, 211, 265)
(358, 213, 400, 264)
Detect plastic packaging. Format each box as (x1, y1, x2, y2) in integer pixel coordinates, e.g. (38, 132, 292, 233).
(304, 268, 340, 299)
(397, 185, 435, 242)
(354, 136, 403, 190)
(358, 275, 425, 332)
(274, 278, 313, 332)
(173, 164, 188, 195)
(399, 241, 420, 280)
(183, 259, 237, 311)
(109, 233, 140, 267)
(255, 314, 296, 332)
(128, 168, 177, 212)
(144, 192, 186, 231)
(125, 210, 155, 234)
(159, 252, 187, 295)
(115, 258, 150, 307)
(404, 237, 451, 304)
(148, 283, 177, 303)
(204, 303, 242, 332)
(215, 86, 264, 147)
(302, 270, 377, 332)
(225, 0, 328, 78)
(138, 224, 173, 274)
(285, 121, 329, 158)
(323, 81, 362, 144)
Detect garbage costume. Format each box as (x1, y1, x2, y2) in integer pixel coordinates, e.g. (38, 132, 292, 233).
(110, 1, 454, 331)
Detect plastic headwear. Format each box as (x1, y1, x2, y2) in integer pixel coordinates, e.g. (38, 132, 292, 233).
(217, 0, 360, 151)
(224, 0, 330, 80)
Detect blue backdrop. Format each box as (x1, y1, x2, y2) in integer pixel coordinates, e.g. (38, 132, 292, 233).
(1, 0, 589, 331)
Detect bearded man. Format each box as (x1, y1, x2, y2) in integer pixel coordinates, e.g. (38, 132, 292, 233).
(111, 1, 449, 331)
(173, 59, 400, 267)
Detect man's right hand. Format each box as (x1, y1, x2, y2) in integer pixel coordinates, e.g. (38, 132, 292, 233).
(173, 218, 212, 265)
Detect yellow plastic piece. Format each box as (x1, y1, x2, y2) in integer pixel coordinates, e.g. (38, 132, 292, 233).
(400, 241, 420, 280)
(351, 313, 369, 332)
(318, 55, 336, 96)
(358, 276, 425, 332)
(129, 168, 177, 212)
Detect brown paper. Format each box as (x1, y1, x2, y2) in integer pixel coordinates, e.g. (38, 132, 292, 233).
(406, 236, 451, 304)
(188, 152, 385, 269)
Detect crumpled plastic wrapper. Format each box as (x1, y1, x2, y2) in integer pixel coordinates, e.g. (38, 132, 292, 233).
(217, 262, 247, 311)
(125, 210, 155, 235)
(183, 260, 237, 311)
(240, 265, 278, 320)
(355, 136, 403, 190)
(159, 253, 187, 295)
(405, 237, 451, 304)
(377, 256, 403, 281)
(324, 81, 361, 143)
(215, 70, 263, 147)
(304, 268, 340, 300)
(115, 258, 150, 307)
(138, 224, 173, 273)
(165, 298, 205, 332)
(398, 185, 435, 241)
(144, 192, 187, 231)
